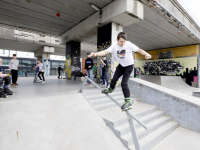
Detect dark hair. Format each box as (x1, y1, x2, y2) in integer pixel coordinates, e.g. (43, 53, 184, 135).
(13, 54, 16, 56)
(102, 56, 106, 58)
(117, 32, 127, 40)
(87, 52, 91, 55)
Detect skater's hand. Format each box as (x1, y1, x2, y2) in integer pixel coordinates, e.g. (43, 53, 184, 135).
(88, 66, 91, 68)
(88, 52, 96, 57)
(145, 54, 151, 59)
(9, 68, 12, 71)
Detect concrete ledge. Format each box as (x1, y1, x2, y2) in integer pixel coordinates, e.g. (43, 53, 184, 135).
(193, 92, 200, 97)
(128, 78, 200, 133)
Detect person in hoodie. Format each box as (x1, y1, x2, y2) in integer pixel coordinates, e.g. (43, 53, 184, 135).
(84, 53, 94, 86)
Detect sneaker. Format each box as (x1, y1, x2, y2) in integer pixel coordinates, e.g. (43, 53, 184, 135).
(40, 80, 43, 82)
(11, 83, 16, 86)
(89, 83, 93, 86)
(102, 87, 114, 94)
(101, 84, 105, 88)
(4, 87, 14, 95)
(41, 81, 45, 83)
(15, 83, 19, 86)
(121, 98, 132, 111)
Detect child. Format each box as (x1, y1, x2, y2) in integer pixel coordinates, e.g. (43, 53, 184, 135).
(33, 60, 45, 83)
(0, 58, 14, 98)
(88, 32, 151, 111)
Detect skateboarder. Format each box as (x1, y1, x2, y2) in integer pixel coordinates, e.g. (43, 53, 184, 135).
(88, 32, 151, 111)
(33, 60, 45, 83)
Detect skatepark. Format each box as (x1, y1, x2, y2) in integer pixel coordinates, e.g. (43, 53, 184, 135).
(1, 0, 200, 150)
(139, 75, 200, 96)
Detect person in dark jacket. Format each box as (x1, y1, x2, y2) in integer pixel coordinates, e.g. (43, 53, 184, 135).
(58, 65, 63, 79)
(101, 56, 109, 88)
(85, 53, 94, 85)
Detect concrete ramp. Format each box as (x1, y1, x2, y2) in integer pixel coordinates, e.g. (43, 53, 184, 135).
(139, 75, 200, 96)
(0, 93, 126, 150)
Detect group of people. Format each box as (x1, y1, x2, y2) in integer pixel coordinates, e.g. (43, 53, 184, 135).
(84, 53, 109, 88)
(0, 54, 47, 98)
(0, 54, 19, 98)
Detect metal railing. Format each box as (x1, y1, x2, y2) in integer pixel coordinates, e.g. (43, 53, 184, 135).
(78, 76, 148, 150)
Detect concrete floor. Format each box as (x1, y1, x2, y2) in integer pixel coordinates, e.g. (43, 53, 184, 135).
(152, 127, 200, 150)
(0, 77, 127, 150)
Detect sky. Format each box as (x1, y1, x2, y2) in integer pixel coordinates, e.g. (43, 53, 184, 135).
(177, 0, 200, 26)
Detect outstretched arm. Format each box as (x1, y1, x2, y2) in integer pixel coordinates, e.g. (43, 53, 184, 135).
(137, 49, 152, 59)
(33, 66, 38, 70)
(88, 49, 110, 57)
(0, 72, 8, 78)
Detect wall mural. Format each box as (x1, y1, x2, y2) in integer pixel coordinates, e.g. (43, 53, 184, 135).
(71, 56, 81, 76)
(143, 60, 184, 75)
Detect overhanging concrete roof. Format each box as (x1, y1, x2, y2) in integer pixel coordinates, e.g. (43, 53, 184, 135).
(0, 0, 199, 54)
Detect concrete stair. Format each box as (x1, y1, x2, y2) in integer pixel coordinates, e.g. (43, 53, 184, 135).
(82, 87, 179, 150)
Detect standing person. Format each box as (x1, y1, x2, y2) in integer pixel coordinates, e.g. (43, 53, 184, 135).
(9, 54, 20, 86)
(84, 53, 94, 86)
(0, 58, 14, 97)
(33, 60, 45, 83)
(92, 64, 97, 78)
(58, 65, 63, 79)
(101, 56, 109, 88)
(88, 32, 151, 111)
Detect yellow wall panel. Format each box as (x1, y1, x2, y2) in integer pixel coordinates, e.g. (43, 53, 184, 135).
(135, 45, 199, 60)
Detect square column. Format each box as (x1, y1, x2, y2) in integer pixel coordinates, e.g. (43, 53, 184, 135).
(97, 22, 123, 83)
(42, 53, 50, 76)
(66, 41, 81, 80)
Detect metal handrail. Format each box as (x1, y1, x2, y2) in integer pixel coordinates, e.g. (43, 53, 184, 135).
(78, 76, 148, 150)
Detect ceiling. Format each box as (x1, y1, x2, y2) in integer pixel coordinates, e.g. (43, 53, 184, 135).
(124, 4, 199, 51)
(0, 0, 114, 35)
(0, 0, 199, 54)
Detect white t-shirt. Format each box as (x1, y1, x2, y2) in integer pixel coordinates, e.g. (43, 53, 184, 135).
(37, 63, 44, 72)
(108, 41, 139, 67)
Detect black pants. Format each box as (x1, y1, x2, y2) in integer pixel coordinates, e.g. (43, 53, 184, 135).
(110, 64, 133, 98)
(11, 70, 18, 84)
(38, 72, 45, 81)
(102, 70, 108, 86)
(58, 72, 61, 78)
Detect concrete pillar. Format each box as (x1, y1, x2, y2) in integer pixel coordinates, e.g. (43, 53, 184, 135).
(197, 44, 200, 88)
(42, 53, 51, 76)
(35, 46, 55, 76)
(97, 22, 123, 83)
(66, 41, 81, 80)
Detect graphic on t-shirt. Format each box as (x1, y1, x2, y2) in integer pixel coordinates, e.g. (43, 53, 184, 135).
(117, 50, 126, 59)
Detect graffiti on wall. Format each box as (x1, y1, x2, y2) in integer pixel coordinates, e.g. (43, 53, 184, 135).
(65, 55, 71, 79)
(97, 41, 121, 85)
